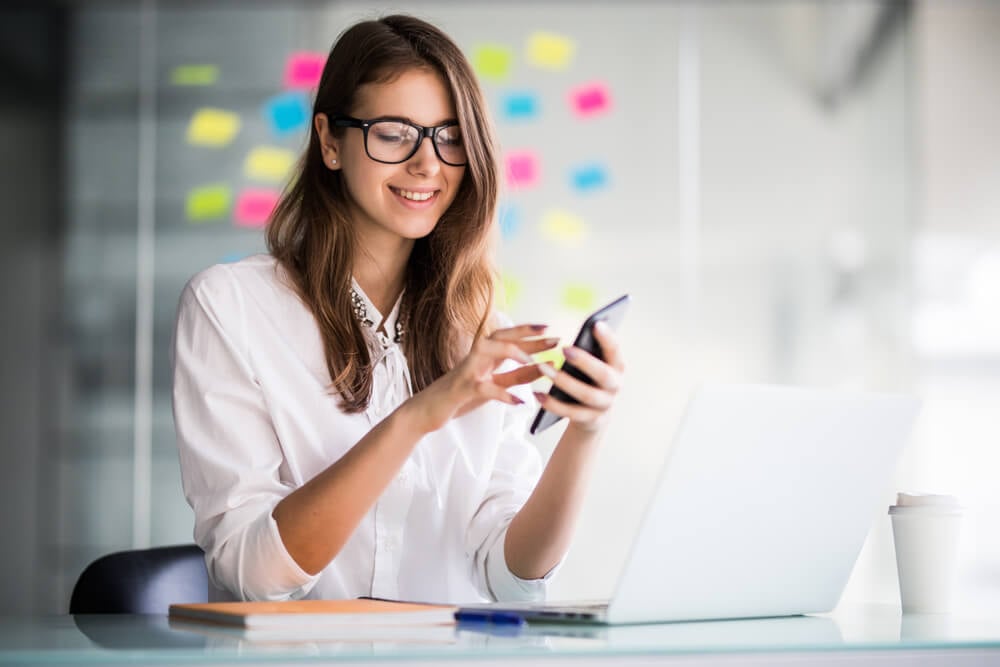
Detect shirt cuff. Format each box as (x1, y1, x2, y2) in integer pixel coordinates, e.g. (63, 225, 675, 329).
(484, 528, 560, 602)
(241, 510, 321, 601)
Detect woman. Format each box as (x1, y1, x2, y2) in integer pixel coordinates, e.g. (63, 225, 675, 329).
(172, 14, 624, 604)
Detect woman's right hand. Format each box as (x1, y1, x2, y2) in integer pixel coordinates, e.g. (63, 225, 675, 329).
(401, 324, 558, 434)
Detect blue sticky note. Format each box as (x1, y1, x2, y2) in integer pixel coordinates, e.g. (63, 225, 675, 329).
(570, 163, 609, 192)
(502, 92, 539, 121)
(499, 203, 521, 238)
(263, 91, 310, 135)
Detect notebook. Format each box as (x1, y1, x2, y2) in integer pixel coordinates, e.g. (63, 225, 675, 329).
(466, 384, 920, 625)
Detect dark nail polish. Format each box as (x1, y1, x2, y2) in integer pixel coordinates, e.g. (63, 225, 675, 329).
(530, 324, 548, 332)
(533, 392, 548, 404)
(511, 395, 524, 405)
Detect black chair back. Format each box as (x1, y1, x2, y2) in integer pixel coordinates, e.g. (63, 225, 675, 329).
(70, 544, 208, 614)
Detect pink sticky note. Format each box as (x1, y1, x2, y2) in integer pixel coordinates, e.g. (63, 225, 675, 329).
(234, 188, 281, 228)
(569, 81, 612, 118)
(505, 150, 539, 189)
(283, 51, 326, 89)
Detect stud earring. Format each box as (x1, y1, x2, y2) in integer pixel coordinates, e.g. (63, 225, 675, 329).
(330, 159, 337, 165)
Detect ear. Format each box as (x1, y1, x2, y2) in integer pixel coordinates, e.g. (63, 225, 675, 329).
(314, 113, 341, 170)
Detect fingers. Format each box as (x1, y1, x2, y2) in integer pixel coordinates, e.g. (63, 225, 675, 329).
(489, 323, 548, 341)
(492, 364, 545, 388)
(533, 391, 608, 430)
(591, 321, 625, 372)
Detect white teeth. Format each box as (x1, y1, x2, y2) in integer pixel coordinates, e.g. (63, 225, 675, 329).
(395, 188, 435, 201)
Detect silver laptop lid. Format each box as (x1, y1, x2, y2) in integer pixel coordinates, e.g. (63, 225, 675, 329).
(607, 384, 919, 624)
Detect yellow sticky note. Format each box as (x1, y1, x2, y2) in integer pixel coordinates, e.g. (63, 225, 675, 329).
(473, 44, 513, 81)
(562, 284, 596, 312)
(186, 108, 241, 147)
(186, 184, 232, 222)
(499, 273, 522, 310)
(244, 146, 296, 182)
(540, 209, 586, 244)
(170, 65, 219, 86)
(526, 31, 575, 71)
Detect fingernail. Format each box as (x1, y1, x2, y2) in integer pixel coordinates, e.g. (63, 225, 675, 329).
(543, 337, 561, 347)
(563, 346, 578, 360)
(530, 324, 548, 332)
(594, 320, 609, 333)
(533, 391, 548, 404)
(517, 351, 534, 365)
(511, 395, 524, 405)
(537, 363, 558, 380)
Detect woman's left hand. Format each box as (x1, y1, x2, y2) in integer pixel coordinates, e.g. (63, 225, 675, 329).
(534, 320, 624, 434)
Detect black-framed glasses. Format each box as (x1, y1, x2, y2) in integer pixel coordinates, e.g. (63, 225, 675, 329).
(332, 115, 467, 166)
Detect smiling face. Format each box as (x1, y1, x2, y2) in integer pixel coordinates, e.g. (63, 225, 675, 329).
(316, 67, 467, 255)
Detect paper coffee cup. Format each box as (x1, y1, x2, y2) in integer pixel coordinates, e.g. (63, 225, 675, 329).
(889, 492, 963, 614)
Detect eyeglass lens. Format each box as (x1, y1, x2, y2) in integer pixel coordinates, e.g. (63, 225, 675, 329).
(366, 121, 466, 165)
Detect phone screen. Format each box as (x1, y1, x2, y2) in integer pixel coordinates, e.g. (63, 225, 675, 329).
(529, 294, 630, 435)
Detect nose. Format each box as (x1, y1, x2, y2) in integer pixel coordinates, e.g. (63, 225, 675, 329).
(406, 134, 442, 176)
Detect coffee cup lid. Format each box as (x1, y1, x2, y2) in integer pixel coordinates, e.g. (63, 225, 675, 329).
(889, 492, 963, 514)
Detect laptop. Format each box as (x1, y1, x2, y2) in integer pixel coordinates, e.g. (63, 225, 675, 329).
(469, 384, 920, 625)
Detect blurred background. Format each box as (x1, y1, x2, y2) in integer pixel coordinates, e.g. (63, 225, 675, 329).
(1, 0, 997, 615)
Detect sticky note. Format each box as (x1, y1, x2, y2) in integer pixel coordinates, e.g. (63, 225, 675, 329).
(263, 91, 311, 136)
(526, 31, 576, 71)
(570, 163, 609, 192)
(221, 252, 249, 263)
(502, 92, 539, 121)
(186, 185, 231, 222)
(569, 81, 612, 118)
(234, 188, 281, 228)
(283, 51, 326, 89)
(244, 146, 296, 182)
(540, 209, 586, 244)
(186, 108, 241, 147)
(170, 65, 219, 86)
(473, 44, 513, 81)
(499, 203, 521, 238)
(561, 284, 597, 312)
(500, 273, 522, 309)
(505, 150, 539, 189)
(534, 347, 565, 368)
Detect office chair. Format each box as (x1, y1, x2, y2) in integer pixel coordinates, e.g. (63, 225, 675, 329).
(69, 543, 209, 614)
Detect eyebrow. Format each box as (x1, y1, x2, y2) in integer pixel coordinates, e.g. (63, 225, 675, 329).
(365, 114, 460, 127)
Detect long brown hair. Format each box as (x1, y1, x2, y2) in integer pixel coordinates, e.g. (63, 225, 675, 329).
(267, 15, 499, 413)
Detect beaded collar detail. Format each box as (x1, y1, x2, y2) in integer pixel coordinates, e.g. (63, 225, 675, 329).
(350, 287, 404, 344)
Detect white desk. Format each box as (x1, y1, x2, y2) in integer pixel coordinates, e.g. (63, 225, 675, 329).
(1, 604, 998, 666)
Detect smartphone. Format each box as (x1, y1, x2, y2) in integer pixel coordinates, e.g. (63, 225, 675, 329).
(529, 294, 630, 435)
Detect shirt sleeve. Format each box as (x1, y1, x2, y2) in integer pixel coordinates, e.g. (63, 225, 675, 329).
(465, 315, 563, 602)
(171, 265, 320, 601)
(467, 390, 562, 602)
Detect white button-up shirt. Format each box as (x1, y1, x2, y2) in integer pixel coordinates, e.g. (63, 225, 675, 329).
(171, 254, 552, 604)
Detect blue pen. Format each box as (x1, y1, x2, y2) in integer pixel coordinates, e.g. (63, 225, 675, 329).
(454, 610, 525, 626)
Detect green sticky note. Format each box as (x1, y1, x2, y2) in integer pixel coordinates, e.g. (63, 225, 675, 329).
(534, 347, 565, 368)
(500, 273, 522, 310)
(562, 284, 596, 312)
(186, 185, 232, 222)
(473, 44, 513, 81)
(170, 65, 219, 86)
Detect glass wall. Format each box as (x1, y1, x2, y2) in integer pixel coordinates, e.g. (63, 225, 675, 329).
(45, 1, 919, 610)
